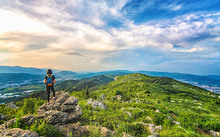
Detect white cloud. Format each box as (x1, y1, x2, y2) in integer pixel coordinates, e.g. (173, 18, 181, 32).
(0, 0, 220, 72)
(0, 9, 53, 34)
(170, 4, 182, 11)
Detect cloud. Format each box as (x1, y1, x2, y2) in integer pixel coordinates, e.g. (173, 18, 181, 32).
(63, 51, 85, 57)
(0, 0, 220, 74)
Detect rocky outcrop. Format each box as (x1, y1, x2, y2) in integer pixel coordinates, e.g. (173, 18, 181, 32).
(100, 94, 106, 100)
(38, 91, 82, 124)
(0, 91, 82, 137)
(4, 115, 44, 128)
(148, 133, 160, 137)
(167, 116, 181, 125)
(209, 130, 220, 137)
(87, 99, 107, 109)
(134, 122, 162, 137)
(6, 102, 18, 109)
(112, 95, 123, 100)
(0, 91, 132, 137)
(123, 132, 133, 137)
(0, 128, 39, 137)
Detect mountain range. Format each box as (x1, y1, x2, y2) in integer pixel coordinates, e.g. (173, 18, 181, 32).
(0, 66, 220, 93)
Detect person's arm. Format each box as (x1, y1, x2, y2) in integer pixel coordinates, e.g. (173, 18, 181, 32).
(53, 79, 56, 85)
(44, 79, 47, 85)
(53, 76, 56, 85)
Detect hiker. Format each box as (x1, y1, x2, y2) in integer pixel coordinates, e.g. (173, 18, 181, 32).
(44, 69, 56, 102)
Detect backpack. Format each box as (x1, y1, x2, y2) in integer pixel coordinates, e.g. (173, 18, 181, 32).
(47, 75, 53, 86)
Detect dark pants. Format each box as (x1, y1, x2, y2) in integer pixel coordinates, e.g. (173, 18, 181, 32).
(46, 86, 55, 102)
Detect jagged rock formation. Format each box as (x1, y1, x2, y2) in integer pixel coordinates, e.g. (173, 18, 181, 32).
(38, 91, 82, 124)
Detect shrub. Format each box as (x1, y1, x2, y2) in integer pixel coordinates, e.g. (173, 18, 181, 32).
(30, 119, 64, 137)
(162, 95, 171, 102)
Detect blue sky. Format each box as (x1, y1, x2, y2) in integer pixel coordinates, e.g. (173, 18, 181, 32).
(0, 0, 220, 75)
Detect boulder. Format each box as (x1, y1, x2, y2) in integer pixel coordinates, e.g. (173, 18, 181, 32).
(149, 124, 156, 134)
(209, 130, 220, 137)
(0, 128, 39, 137)
(87, 99, 107, 109)
(100, 94, 106, 100)
(116, 95, 122, 100)
(0, 113, 6, 120)
(6, 102, 18, 109)
(123, 132, 133, 137)
(148, 133, 161, 137)
(45, 110, 69, 124)
(63, 96, 78, 105)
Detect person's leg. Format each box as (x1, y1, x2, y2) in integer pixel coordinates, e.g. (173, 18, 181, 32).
(46, 86, 50, 102)
(51, 86, 55, 97)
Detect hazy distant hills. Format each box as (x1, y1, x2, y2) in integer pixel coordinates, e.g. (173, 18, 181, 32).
(0, 73, 43, 84)
(0, 66, 47, 74)
(0, 66, 220, 93)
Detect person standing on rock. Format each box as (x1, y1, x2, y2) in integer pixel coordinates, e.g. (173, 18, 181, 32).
(44, 69, 56, 102)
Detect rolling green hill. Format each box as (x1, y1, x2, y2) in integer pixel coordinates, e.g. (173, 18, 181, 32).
(55, 74, 114, 92)
(71, 73, 220, 136)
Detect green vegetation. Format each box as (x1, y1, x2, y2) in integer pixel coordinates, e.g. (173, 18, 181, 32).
(0, 97, 46, 124)
(55, 75, 114, 92)
(1, 73, 219, 136)
(69, 73, 219, 136)
(9, 118, 64, 137)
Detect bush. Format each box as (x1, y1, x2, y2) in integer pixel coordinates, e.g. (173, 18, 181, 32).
(30, 119, 64, 137)
(151, 113, 166, 125)
(162, 95, 171, 102)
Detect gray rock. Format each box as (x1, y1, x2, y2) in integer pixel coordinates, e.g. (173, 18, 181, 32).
(156, 125, 162, 131)
(0, 128, 39, 137)
(116, 95, 122, 100)
(146, 116, 153, 122)
(0, 91, 85, 137)
(209, 130, 220, 137)
(149, 124, 156, 134)
(87, 99, 107, 109)
(100, 94, 106, 100)
(123, 132, 133, 137)
(0, 113, 6, 120)
(6, 102, 18, 109)
(37, 91, 83, 125)
(148, 133, 160, 137)
(63, 96, 78, 105)
(45, 110, 68, 124)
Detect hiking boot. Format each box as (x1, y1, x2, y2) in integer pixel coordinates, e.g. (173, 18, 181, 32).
(52, 97, 56, 100)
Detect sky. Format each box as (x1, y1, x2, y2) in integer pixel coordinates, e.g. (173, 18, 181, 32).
(0, 0, 220, 75)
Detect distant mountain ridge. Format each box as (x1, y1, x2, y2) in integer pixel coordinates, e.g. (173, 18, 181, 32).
(0, 66, 220, 93)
